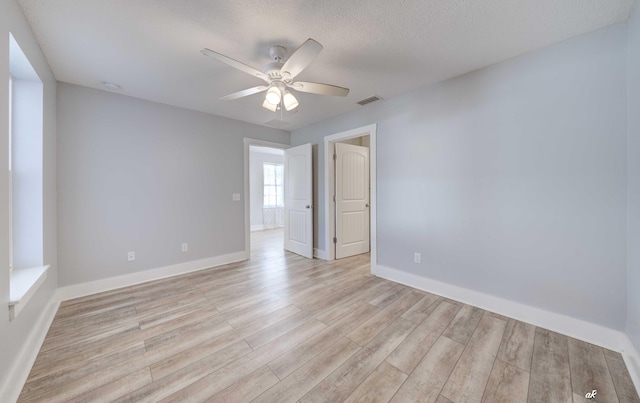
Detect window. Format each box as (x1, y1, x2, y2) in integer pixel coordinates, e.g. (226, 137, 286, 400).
(263, 163, 283, 207)
(8, 74, 13, 272)
(9, 32, 44, 273)
(8, 33, 48, 320)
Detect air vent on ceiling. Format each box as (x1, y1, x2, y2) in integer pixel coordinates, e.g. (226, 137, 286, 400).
(264, 119, 290, 128)
(356, 96, 382, 106)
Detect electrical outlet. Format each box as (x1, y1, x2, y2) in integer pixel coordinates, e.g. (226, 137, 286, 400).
(414, 252, 421, 263)
(181, 243, 188, 252)
(128, 251, 135, 262)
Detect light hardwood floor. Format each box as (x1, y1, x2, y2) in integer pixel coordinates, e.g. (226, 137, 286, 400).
(19, 229, 639, 402)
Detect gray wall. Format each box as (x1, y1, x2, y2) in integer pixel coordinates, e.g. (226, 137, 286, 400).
(0, 0, 58, 388)
(627, 2, 640, 351)
(249, 148, 284, 230)
(57, 83, 289, 286)
(292, 24, 629, 330)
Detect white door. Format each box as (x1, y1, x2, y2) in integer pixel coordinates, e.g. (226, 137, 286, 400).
(284, 143, 313, 258)
(335, 143, 370, 259)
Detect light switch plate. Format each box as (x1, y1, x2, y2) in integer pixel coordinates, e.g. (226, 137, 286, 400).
(232, 193, 241, 201)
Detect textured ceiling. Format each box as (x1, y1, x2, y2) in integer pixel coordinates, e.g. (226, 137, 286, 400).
(18, 0, 636, 130)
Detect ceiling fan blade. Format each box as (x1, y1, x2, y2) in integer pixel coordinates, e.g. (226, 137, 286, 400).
(289, 81, 349, 97)
(201, 48, 268, 82)
(221, 86, 268, 101)
(280, 39, 323, 79)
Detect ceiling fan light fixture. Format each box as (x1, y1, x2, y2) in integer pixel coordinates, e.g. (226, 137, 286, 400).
(265, 86, 281, 105)
(283, 91, 299, 111)
(202, 38, 349, 114)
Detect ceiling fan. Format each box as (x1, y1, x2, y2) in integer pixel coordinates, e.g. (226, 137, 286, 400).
(200, 38, 349, 112)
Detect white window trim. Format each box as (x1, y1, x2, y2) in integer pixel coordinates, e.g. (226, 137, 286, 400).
(9, 265, 49, 320)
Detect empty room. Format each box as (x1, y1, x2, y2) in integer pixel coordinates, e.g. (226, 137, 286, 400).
(1, 0, 640, 401)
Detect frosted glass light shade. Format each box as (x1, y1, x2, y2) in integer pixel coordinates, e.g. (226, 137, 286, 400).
(265, 86, 281, 105)
(262, 99, 278, 112)
(283, 91, 299, 111)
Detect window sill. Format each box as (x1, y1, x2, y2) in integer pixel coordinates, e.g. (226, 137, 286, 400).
(9, 265, 49, 321)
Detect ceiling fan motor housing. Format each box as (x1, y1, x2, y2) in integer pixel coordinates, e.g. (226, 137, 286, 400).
(269, 45, 287, 62)
(262, 62, 285, 80)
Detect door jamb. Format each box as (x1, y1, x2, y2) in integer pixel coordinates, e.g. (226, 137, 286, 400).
(324, 124, 377, 267)
(243, 138, 290, 257)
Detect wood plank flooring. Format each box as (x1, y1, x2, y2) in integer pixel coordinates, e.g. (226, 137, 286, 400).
(19, 229, 639, 402)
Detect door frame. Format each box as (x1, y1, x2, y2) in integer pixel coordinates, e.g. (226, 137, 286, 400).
(243, 138, 290, 257)
(324, 124, 377, 265)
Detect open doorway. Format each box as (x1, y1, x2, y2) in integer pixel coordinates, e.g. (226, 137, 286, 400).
(250, 146, 284, 231)
(243, 139, 289, 258)
(324, 124, 377, 266)
(249, 145, 285, 257)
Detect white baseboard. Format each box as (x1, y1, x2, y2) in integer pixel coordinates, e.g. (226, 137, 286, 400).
(373, 264, 628, 354)
(251, 225, 285, 232)
(622, 336, 640, 395)
(57, 251, 249, 301)
(313, 248, 328, 260)
(1, 295, 60, 403)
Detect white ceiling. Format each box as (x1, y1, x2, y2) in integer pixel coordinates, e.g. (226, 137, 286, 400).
(19, 0, 636, 131)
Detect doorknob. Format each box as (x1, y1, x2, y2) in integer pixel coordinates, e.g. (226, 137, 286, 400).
(306, 205, 311, 209)
(366, 203, 369, 207)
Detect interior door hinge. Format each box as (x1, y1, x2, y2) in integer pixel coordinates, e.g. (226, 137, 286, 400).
(333, 237, 337, 244)
(333, 154, 337, 161)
